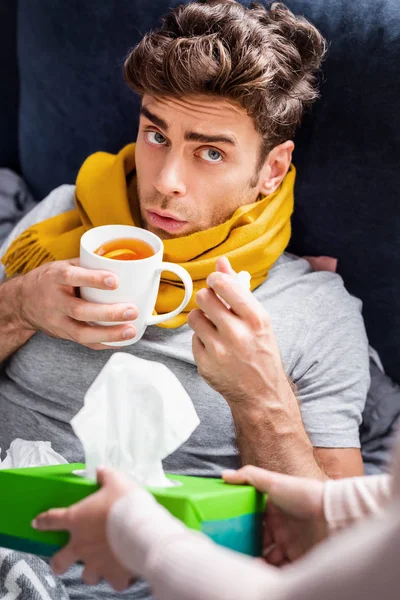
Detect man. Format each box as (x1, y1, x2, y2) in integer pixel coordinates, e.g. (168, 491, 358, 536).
(0, 1, 368, 597)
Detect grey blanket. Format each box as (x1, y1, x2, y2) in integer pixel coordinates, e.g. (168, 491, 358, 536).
(360, 358, 400, 474)
(0, 169, 36, 247)
(0, 548, 68, 600)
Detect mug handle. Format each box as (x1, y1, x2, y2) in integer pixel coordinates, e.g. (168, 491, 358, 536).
(146, 262, 193, 326)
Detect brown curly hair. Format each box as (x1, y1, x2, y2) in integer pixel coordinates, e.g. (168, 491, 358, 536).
(124, 1, 326, 156)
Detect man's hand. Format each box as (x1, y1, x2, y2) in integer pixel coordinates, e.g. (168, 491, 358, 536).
(16, 259, 138, 349)
(188, 257, 323, 477)
(223, 466, 327, 565)
(188, 257, 292, 409)
(33, 468, 136, 592)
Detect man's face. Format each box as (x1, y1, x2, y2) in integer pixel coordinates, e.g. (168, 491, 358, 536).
(135, 94, 266, 239)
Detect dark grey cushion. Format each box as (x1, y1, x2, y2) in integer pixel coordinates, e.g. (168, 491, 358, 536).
(361, 359, 400, 474)
(0, 170, 36, 247)
(0, 0, 18, 171)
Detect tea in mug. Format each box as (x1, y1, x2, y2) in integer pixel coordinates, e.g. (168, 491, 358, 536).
(95, 237, 155, 261)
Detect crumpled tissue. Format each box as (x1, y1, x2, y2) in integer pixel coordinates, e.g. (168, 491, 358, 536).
(71, 353, 200, 487)
(0, 438, 67, 469)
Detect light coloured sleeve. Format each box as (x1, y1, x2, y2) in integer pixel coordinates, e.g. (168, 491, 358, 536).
(0, 184, 76, 282)
(324, 474, 392, 531)
(107, 488, 282, 600)
(107, 481, 400, 600)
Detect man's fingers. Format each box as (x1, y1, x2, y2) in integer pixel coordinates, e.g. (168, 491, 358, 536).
(32, 508, 70, 531)
(51, 545, 77, 575)
(191, 331, 205, 358)
(87, 343, 123, 351)
(66, 320, 136, 346)
(66, 297, 138, 324)
(55, 262, 119, 290)
(222, 466, 278, 493)
(195, 288, 238, 332)
(188, 309, 218, 348)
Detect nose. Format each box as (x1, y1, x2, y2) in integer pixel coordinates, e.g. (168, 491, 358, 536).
(153, 152, 187, 197)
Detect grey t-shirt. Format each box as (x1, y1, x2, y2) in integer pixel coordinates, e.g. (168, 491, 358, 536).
(0, 185, 370, 599)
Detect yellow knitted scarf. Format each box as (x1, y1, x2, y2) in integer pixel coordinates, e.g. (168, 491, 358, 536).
(2, 143, 295, 328)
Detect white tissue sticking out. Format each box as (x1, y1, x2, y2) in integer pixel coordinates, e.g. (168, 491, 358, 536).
(235, 270, 252, 290)
(217, 269, 252, 309)
(0, 439, 67, 469)
(71, 353, 200, 487)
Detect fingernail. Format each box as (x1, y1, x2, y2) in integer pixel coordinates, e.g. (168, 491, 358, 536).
(206, 274, 216, 288)
(31, 519, 37, 529)
(122, 327, 135, 339)
(222, 469, 237, 476)
(123, 308, 136, 320)
(105, 277, 116, 288)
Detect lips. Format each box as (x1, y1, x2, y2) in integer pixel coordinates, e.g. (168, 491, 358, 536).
(149, 209, 184, 221)
(146, 209, 188, 234)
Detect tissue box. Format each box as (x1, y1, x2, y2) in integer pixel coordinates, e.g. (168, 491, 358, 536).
(0, 463, 265, 558)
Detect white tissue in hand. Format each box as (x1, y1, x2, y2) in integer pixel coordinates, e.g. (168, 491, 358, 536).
(217, 270, 251, 309)
(71, 353, 200, 487)
(0, 439, 67, 469)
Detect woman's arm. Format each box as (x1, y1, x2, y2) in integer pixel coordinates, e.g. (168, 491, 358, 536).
(33, 452, 398, 598)
(108, 481, 400, 600)
(324, 474, 392, 531)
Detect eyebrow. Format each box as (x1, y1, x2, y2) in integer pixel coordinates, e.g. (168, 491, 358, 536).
(184, 131, 236, 146)
(140, 105, 236, 146)
(140, 106, 168, 130)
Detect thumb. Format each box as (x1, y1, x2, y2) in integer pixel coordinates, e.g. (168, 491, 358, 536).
(223, 466, 280, 493)
(216, 256, 236, 275)
(96, 466, 115, 487)
(97, 466, 139, 496)
(223, 467, 324, 519)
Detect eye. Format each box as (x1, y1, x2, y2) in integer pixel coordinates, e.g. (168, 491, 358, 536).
(199, 148, 223, 163)
(145, 131, 167, 145)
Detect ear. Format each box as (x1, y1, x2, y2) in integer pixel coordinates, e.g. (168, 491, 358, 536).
(259, 141, 294, 195)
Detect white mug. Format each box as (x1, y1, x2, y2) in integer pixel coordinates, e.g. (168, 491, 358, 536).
(80, 225, 193, 346)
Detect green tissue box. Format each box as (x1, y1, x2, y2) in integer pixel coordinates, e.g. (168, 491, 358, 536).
(0, 463, 265, 558)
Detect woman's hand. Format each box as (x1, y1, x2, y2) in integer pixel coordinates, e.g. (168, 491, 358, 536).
(33, 467, 137, 591)
(223, 466, 328, 565)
